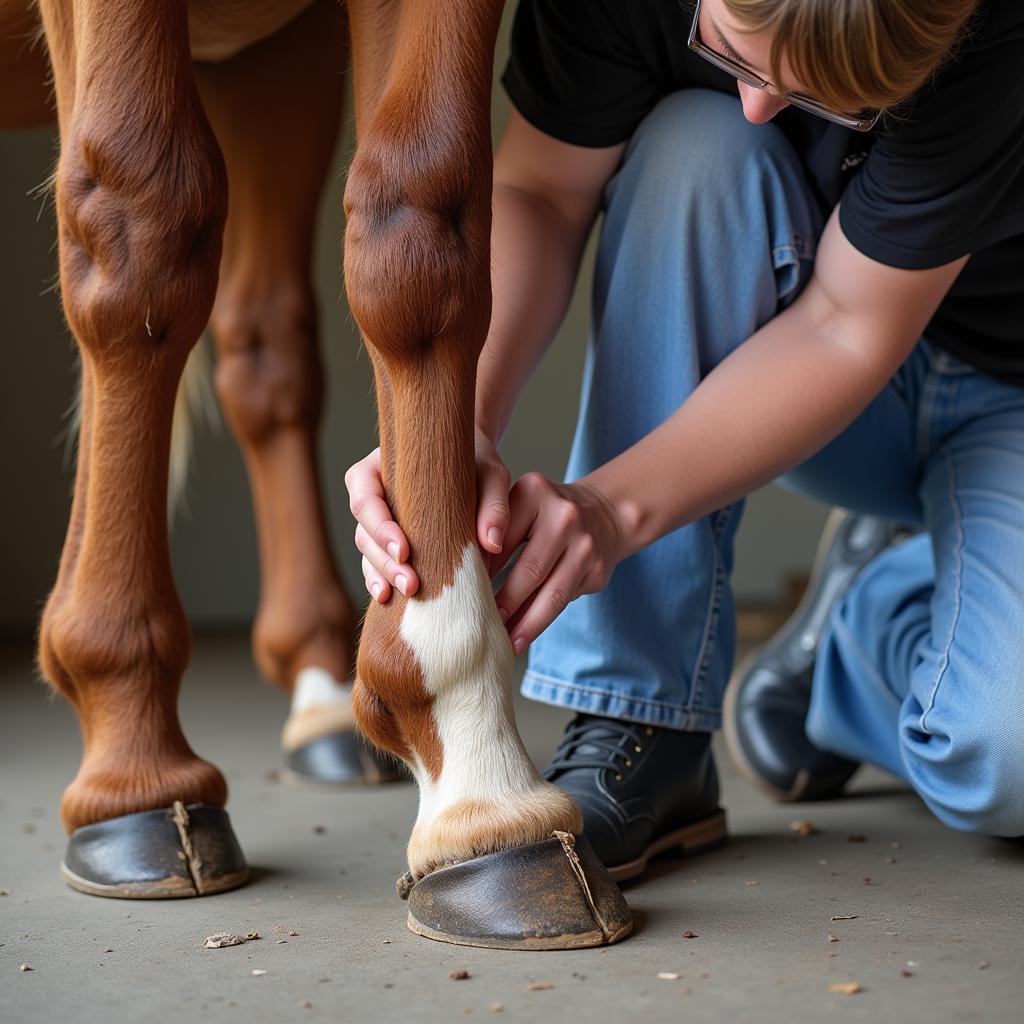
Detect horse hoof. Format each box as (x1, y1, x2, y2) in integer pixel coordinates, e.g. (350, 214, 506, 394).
(404, 831, 633, 950)
(61, 801, 249, 899)
(282, 730, 407, 787)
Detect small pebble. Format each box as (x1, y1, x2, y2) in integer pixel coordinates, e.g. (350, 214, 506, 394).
(450, 970, 470, 981)
(682, 930, 698, 939)
(657, 972, 680, 981)
(827, 934, 839, 943)
(20, 964, 33, 972)
(527, 981, 554, 991)
(298, 1000, 313, 1009)
(489, 1003, 504, 1013)
(251, 969, 268, 977)
(901, 970, 913, 978)
(978, 962, 990, 970)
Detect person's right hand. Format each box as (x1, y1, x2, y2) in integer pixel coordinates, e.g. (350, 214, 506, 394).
(346, 429, 513, 604)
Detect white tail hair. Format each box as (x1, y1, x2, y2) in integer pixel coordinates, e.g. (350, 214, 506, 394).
(169, 334, 220, 516)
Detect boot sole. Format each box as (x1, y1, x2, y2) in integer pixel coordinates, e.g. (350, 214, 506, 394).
(606, 810, 728, 882)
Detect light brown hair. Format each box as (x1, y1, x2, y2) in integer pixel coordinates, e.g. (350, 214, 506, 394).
(723, 0, 978, 114)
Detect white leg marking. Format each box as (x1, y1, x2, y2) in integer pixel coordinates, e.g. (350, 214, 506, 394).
(400, 543, 573, 859)
(281, 666, 356, 752)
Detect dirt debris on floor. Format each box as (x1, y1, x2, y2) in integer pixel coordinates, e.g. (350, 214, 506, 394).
(829, 981, 863, 995)
(203, 931, 261, 949)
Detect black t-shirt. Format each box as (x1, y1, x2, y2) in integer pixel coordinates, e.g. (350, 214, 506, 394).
(503, 0, 1024, 385)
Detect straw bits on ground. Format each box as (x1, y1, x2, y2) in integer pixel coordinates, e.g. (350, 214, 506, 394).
(829, 981, 862, 995)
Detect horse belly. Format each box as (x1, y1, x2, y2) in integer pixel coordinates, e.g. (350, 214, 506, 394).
(188, 0, 316, 62)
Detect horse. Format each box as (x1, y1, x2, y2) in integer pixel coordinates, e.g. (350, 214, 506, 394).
(1, 0, 630, 948)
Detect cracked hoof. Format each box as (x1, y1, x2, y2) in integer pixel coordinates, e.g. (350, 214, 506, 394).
(283, 730, 407, 787)
(61, 802, 249, 899)
(404, 831, 632, 950)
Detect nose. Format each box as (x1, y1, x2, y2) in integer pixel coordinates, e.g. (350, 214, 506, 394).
(737, 81, 789, 124)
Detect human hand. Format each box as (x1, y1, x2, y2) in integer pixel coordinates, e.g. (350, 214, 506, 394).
(491, 472, 628, 654)
(345, 430, 515, 603)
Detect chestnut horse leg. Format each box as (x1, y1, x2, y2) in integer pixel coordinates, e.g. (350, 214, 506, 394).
(344, 0, 630, 947)
(35, 0, 247, 896)
(195, 2, 398, 785)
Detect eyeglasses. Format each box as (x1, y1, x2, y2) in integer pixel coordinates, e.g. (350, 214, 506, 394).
(686, 0, 880, 132)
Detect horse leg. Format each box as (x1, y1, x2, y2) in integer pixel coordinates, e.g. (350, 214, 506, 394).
(0, 0, 53, 129)
(343, 0, 631, 947)
(35, 0, 247, 897)
(194, 1, 399, 785)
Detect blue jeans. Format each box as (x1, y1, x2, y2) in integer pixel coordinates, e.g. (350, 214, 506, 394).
(523, 90, 1024, 837)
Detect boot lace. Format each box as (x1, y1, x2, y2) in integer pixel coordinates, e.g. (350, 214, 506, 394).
(544, 716, 652, 782)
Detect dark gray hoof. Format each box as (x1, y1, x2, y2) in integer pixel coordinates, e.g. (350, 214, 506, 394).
(404, 831, 633, 950)
(283, 731, 406, 787)
(61, 802, 249, 899)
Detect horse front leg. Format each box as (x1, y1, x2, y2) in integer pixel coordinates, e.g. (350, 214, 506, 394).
(344, 0, 630, 948)
(35, 0, 247, 897)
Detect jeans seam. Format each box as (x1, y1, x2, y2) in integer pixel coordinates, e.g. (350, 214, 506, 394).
(687, 506, 731, 711)
(920, 445, 965, 733)
(917, 366, 940, 463)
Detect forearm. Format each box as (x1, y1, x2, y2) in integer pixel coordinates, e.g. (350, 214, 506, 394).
(586, 290, 914, 555)
(474, 182, 591, 442)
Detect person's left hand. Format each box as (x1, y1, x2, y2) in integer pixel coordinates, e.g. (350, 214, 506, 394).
(490, 472, 630, 654)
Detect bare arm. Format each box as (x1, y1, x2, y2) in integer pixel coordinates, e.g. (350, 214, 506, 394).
(588, 212, 968, 552)
(475, 109, 626, 442)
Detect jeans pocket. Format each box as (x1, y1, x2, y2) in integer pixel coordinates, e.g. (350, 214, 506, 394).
(772, 234, 816, 306)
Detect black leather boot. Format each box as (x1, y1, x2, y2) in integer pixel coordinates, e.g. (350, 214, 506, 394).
(544, 714, 726, 881)
(724, 509, 908, 801)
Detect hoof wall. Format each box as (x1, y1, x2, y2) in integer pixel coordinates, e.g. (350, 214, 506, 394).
(405, 832, 632, 950)
(61, 802, 249, 899)
(283, 730, 406, 787)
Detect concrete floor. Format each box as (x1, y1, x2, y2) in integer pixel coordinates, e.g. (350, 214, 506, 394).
(2, 634, 1021, 1023)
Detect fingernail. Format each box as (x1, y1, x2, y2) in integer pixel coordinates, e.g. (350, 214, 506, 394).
(388, 542, 401, 561)
(370, 583, 381, 601)
(487, 527, 503, 551)
(498, 607, 510, 623)
(512, 636, 526, 655)
(395, 574, 409, 596)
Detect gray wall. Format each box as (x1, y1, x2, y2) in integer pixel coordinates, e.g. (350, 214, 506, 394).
(0, 18, 827, 636)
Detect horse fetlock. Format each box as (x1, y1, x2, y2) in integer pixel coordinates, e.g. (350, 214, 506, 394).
(38, 592, 191, 709)
(252, 586, 357, 691)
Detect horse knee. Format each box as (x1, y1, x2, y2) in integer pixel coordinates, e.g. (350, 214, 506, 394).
(56, 115, 227, 366)
(210, 286, 323, 443)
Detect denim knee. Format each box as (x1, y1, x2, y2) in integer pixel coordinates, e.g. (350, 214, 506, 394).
(609, 89, 819, 305)
(900, 704, 1024, 837)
